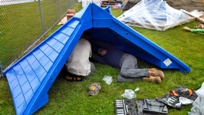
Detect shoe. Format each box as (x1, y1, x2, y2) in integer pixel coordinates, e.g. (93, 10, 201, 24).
(143, 76, 161, 84)
(64, 76, 83, 81)
(148, 68, 165, 80)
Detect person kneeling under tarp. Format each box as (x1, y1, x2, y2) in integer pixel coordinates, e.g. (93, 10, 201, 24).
(64, 31, 95, 81)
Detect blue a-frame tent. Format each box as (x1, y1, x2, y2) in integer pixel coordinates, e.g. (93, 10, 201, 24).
(3, 3, 190, 115)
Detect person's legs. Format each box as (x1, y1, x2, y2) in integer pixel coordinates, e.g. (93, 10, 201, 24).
(117, 54, 149, 82)
(119, 54, 149, 78)
(118, 54, 162, 83)
(84, 62, 96, 79)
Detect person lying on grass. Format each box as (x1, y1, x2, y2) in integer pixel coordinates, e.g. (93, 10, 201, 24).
(90, 40, 164, 84)
(64, 32, 95, 81)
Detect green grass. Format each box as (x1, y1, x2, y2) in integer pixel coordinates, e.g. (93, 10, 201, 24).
(1, 3, 204, 115)
(0, 0, 74, 68)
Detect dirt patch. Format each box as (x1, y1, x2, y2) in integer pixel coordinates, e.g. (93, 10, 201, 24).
(167, 0, 204, 11)
(122, 0, 204, 11)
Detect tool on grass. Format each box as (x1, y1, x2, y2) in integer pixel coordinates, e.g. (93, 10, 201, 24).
(88, 82, 101, 96)
(170, 86, 193, 97)
(183, 26, 204, 33)
(114, 99, 168, 115)
(115, 99, 137, 115)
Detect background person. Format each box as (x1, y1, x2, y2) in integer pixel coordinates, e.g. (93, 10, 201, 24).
(64, 32, 95, 81)
(90, 40, 164, 83)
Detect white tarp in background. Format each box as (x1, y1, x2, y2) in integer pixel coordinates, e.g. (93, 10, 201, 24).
(181, 9, 204, 24)
(117, 0, 195, 31)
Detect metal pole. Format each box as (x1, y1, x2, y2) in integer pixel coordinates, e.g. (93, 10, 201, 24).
(37, 0, 45, 33)
(55, 0, 61, 20)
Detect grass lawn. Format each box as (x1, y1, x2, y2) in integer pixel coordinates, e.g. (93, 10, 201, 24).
(0, 2, 204, 115)
(0, 0, 73, 68)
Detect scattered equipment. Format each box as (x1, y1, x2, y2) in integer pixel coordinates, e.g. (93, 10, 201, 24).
(88, 82, 101, 96)
(115, 99, 168, 115)
(115, 99, 137, 115)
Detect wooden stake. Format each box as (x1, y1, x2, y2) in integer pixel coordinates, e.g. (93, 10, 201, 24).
(183, 26, 191, 32)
